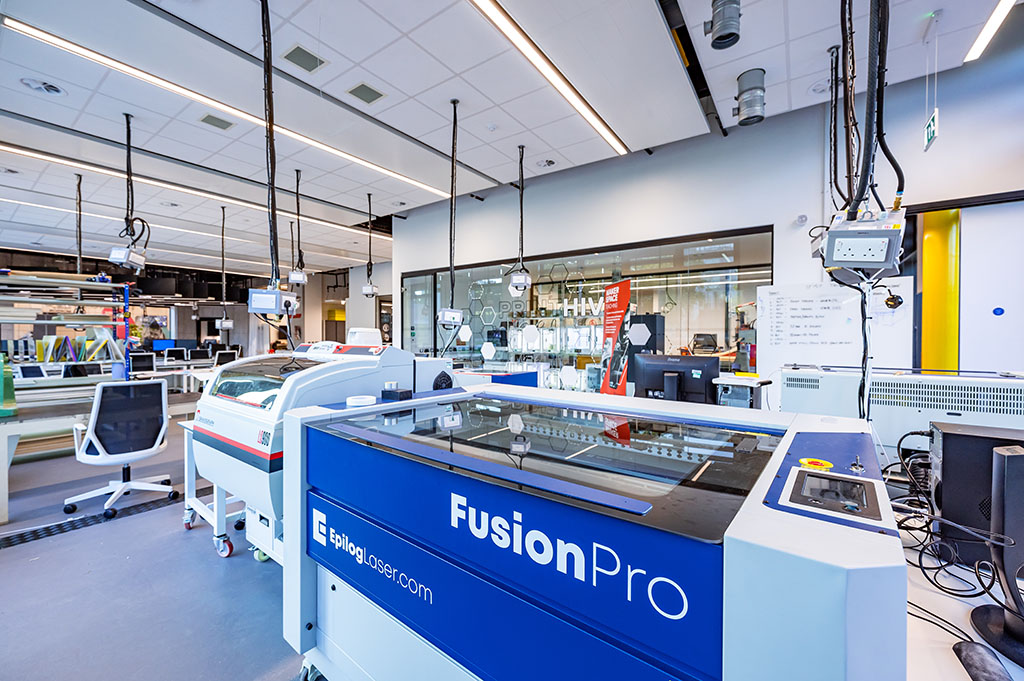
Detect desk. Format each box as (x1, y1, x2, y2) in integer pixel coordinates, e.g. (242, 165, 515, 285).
(0, 392, 197, 525)
(907, 548, 1024, 679)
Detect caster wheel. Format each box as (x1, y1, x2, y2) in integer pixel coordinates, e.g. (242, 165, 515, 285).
(183, 510, 197, 530)
(234, 519, 246, 531)
(167, 490, 180, 501)
(215, 538, 233, 558)
(103, 508, 117, 519)
(253, 549, 270, 562)
(161, 479, 172, 486)
(63, 503, 77, 514)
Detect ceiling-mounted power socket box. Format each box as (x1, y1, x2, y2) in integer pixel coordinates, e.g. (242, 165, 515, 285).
(832, 237, 890, 263)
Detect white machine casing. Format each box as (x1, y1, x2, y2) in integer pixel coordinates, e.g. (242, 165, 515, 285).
(282, 384, 906, 681)
(191, 343, 421, 563)
(780, 366, 1024, 452)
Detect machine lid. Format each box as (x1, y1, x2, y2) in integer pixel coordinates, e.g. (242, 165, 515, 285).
(325, 396, 782, 542)
(209, 356, 319, 410)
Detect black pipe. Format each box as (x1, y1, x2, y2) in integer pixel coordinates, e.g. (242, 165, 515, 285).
(847, 0, 881, 220)
(294, 169, 304, 270)
(874, 0, 905, 209)
(259, 0, 281, 285)
(828, 46, 849, 207)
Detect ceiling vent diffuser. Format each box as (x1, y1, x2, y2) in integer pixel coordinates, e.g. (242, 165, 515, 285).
(283, 44, 327, 73)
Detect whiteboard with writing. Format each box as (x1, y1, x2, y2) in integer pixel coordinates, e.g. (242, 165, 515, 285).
(756, 277, 914, 386)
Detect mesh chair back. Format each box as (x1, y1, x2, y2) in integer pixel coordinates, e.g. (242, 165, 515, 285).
(93, 382, 166, 455)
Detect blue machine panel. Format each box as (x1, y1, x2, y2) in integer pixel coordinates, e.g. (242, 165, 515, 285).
(762, 432, 898, 536)
(308, 491, 679, 681)
(306, 426, 724, 681)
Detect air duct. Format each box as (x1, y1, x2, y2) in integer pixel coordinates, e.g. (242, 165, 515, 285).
(704, 0, 741, 50)
(733, 68, 765, 126)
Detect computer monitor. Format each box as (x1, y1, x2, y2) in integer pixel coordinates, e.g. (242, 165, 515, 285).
(179, 339, 198, 350)
(188, 348, 211, 361)
(633, 354, 720, 404)
(62, 363, 89, 379)
(164, 348, 187, 362)
(130, 352, 155, 373)
(689, 334, 718, 354)
(214, 350, 237, 366)
(152, 339, 175, 352)
(209, 343, 228, 354)
(16, 365, 44, 379)
(82, 363, 101, 375)
(229, 344, 242, 357)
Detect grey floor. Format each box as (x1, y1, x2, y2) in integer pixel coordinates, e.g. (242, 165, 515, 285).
(1, 417, 303, 680)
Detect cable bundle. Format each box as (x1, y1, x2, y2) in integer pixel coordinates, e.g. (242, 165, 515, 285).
(120, 113, 151, 253)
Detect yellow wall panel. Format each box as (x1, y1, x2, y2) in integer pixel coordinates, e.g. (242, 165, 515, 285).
(920, 209, 960, 371)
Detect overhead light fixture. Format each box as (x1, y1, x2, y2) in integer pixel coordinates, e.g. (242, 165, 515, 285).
(0, 140, 388, 244)
(465, 0, 629, 156)
(964, 0, 1015, 62)
(0, 15, 449, 198)
(0, 196, 249, 243)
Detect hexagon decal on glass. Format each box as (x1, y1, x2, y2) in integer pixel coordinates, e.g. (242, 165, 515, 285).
(508, 413, 524, 435)
(468, 299, 483, 316)
(468, 282, 485, 300)
(480, 341, 497, 360)
(628, 322, 652, 347)
(469, 315, 484, 334)
(480, 306, 496, 326)
(523, 324, 541, 345)
(559, 365, 578, 388)
(548, 262, 569, 283)
(457, 324, 473, 342)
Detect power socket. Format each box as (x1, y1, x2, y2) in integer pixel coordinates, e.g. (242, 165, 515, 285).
(833, 237, 889, 263)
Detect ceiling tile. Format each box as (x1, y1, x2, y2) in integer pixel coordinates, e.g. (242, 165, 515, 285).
(154, 0, 287, 54)
(0, 83, 80, 128)
(0, 31, 110, 91)
(460, 106, 526, 142)
(144, 135, 220, 165)
(271, 21, 355, 88)
(462, 50, 548, 104)
(523, 149, 569, 177)
(0, 59, 94, 111)
(97, 70, 192, 119)
(159, 119, 236, 155)
(290, 0, 402, 63)
(362, 0, 456, 33)
(320, 65, 406, 114)
(457, 144, 511, 170)
(500, 86, 574, 130)
(376, 98, 449, 137)
(418, 124, 484, 153)
(409, 2, 508, 74)
(415, 76, 494, 121)
(82, 93, 173, 135)
(73, 112, 155, 147)
(532, 114, 599, 149)
(362, 38, 453, 97)
(558, 136, 617, 166)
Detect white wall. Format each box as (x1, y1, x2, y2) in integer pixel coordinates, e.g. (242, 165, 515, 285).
(391, 33, 1024, 353)
(346, 262, 392, 332)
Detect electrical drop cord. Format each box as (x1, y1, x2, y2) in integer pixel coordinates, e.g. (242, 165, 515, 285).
(220, 206, 228, 321)
(448, 98, 459, 310)
(827, 46, 848, 209)
(294, 169, 304, 271)
(847, 0, 881, 220)
(874, 0, 905, 209)
(260, 0, 281, 286)
(75, 173, 83, 275)
(120, 113, 151, 252)
(366, 193, 374, 285)
(504, 145, 529, 276)
(289, 220, 295, 270)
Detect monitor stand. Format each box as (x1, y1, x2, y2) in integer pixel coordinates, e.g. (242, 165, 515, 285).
(663, 372, 681, 402)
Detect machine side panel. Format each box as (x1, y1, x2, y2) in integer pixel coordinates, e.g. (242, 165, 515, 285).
(308, 492, 682, 681)
(306, 427, 724, 681)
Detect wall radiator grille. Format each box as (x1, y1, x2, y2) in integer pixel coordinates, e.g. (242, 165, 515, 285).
(870, 380, 1024, 416)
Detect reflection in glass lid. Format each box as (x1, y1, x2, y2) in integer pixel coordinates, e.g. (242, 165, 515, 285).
(329, 397, 783, 543)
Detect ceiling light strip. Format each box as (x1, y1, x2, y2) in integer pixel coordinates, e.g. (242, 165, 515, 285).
(0, 196, 363, 264)
(466, 0, 628, 156)
(1, 16, 450, 198)
(963, 0, 1015, 62)
(0, 141, 390, 243)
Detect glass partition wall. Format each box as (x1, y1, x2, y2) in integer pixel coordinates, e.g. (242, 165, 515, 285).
(401, 228, 772, 378)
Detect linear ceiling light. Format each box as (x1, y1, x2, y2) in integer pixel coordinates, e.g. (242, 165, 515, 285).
(466, 0, 628, 156)
(0, 196, 249, 243)
(1, 15, 450, 198)
(964, 0, 1015, 62)
(0, 196, 361, 265)
(0, 141, 389, 243)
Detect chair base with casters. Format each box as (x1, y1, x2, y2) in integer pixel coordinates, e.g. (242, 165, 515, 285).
(62, 379, 175, 518)
(63, 461, 179, 519)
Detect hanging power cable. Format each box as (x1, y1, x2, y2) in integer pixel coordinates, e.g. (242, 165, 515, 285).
(437, 98, 463, 357)
(874, 0, 905, 209)
(361, 193, 378, 298)
(293, 169, 305, 271)
(504, 145, 531, 297)
(827, 46, 848, 209)
(260, 0, 281, 287)
(109, 113, 151, 273)
(847, 0, 882, 220)
(289, 220, 295, 270)
(74, 173, 83, 275)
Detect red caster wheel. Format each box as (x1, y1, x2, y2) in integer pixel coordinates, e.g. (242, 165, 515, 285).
(183, 510, 197, 530)
(215, 537, 233, 558)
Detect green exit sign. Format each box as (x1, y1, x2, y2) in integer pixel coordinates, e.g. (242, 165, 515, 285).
(924, 108, 939, 152)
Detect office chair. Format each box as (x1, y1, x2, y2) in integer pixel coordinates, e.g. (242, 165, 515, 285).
(62, 379, 178, 518)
